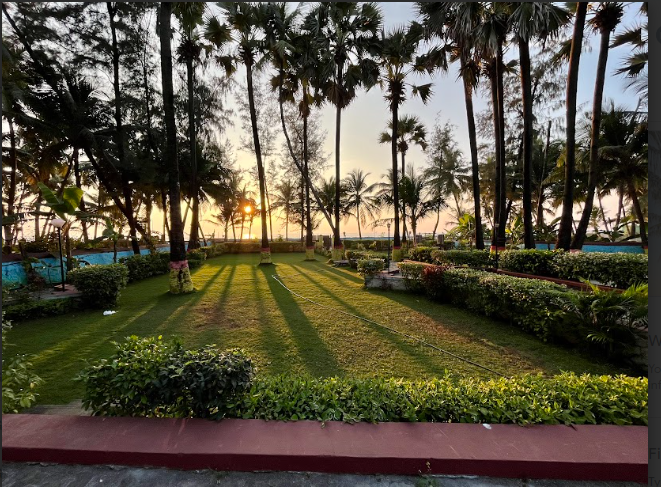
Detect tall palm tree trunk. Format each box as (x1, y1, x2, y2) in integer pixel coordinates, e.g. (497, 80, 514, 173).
(391, 102, 401, 259)
(186, 55, 200, 250)
(536, 120, 552, 229)
(628, 180, 647, 245)
(496, 42, 507, 248)
(489, 60, 502, 249)
(304, 112, 314, 260)
(401, 150, 407, 242)
(572, 18, 611, 249)
(333, 85, 343, 258)
(557, 3, 587, 250)
(160, 2, 192, 293)
(245, 60, 271, 264)
(73, 149, 89, 243)
(519, 37, 535, 249)
(462, 56, 484, 250)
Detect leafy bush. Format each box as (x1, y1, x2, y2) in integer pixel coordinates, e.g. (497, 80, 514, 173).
(270, 241, 305, 253)
(431, 249, 494, 267)
(553, 252, 647, 289)
(344, 239, 390, 251)
(186, 248, 207, 269)
(69, 263, 129, 309)
(562, 282, 648, 361)
(4, 298, 76, 322)
(500, 249, 559, 277)
(22, 239, 50, 253)
(421, 265, 448, 300)
(120, 253, 170, 282)
(357, 259, 384, 278)
(397, 262, 429, 291)
(438, 268, 569, 341)
(78, 336, 254, 419)
(2, 314, 43, 413)
(201, 244, 225, 259)
(230, 374, 647, 425)
(345, 250, 372, 261)
(221, 241, 305, 253)
(407, 246, 435, 263)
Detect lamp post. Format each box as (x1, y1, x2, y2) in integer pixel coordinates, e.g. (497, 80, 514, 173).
(386, 222, 391, 273)
(494, 222, 500, 271)
(51, 217, 66, 291)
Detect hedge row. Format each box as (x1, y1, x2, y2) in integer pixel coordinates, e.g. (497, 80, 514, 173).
(221, 241, 306, 253)
(419, 267, 647, 367)
(231, 374, 647, 425)
(79, 339, 648, 425)
(413, 248, 647, 289)
(3, 297, 77, 322)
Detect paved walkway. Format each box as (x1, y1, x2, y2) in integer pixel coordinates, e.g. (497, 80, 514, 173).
(1, 463, 644, 487)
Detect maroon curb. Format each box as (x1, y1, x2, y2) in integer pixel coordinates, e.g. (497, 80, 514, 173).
(2, 415, 647, 482)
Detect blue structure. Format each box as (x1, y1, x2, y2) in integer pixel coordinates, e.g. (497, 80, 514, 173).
(2, 243, 208, 288)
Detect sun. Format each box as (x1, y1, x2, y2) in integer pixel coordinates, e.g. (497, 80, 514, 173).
(244, 205, 252, 214)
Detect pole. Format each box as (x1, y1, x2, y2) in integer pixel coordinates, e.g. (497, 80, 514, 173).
(58, 227, 65, 291)
(387, 223, 391, 274)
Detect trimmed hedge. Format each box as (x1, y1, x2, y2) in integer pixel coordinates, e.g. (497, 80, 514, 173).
(431, 249, 494, 267)
(343, 239, 390, 251)
(69, 264, 129, 309)
(3, 297, 77, 322)
(552, 252, 647, 289)
(398, 262, 432, 292)
(78, 336, 254, 419)
(429, 249, 647, 289)
(222, 241, 305, 253)
(357, 258, 384, 278)
(186, 248, 207, 269)
(228, 374, 648, 425)
(120, 253, 170, 282)
(407, 246, 435, 263)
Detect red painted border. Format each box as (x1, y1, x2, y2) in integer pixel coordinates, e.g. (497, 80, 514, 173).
(1, 415, 647, 482)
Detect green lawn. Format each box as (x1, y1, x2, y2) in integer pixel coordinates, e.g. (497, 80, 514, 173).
(7, 253, 631, 404)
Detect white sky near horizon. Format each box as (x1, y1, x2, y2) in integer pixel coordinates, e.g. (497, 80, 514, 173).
(4, 2, 646, 243)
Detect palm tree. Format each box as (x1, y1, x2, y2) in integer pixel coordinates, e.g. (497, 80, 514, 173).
(377, 21, 443, 260)
(416, 2, 485, 249)
(572, 2, 623, 249)
(160, 2, 192, 293)
(556, 2, 588, 250)
(213, 3, 271, 264)
(271, 180, 297, 241)
(378, 114, 427, 242)
(173, 2, 208, 250)
(304, 2, 382, 260)
(599, 105, 648, 246)
(611, 2, 647, 103)
(510, 2, 570, 249)
(399, 166, 443, 246)
(343, 169, 380, 240)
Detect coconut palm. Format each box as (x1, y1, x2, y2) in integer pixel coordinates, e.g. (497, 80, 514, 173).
(611, 2, 647, 103)
(509, 2, 570, 249)
(212, 2, 271, 264)
(416, 2, 485, 249)
(556, 2, 588, 250)
(377, 21, 443, 258)
(343, 169, 380, 240)
(378, 114, 427, 242)
(399, 166, 443, 246)
(303, 2, 382, 258)
(572, 2, 624, 249)
(160, 2, 192, 293)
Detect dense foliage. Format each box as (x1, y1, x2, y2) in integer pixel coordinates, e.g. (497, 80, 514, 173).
(431, 249, 494, 267)
(230, 374, 647, 425)
(68, 264, 129, 308)
(357, 259, 385, 278)
(3, 297, 76, 322)
(2, 314, 43, 413)
(78, 336, 254, 418)
(120, 253, 170, 282)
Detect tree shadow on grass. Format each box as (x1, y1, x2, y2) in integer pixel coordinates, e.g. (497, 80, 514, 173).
(285, 264, 450, 377)
(370, 287, 632, 377)
(258, 264, 342, 377)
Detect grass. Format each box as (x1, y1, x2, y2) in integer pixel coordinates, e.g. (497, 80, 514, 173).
(5, 253, 632, 405)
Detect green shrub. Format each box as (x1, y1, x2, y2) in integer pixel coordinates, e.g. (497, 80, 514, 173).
(397, 262, 429, 292)
(500, 249, 559, 277)
(120, 253, 170, 282)
(69, 263, 129, 309)
(552, 252, 647, 289)
(431, 249, 494, 267)
(186, 248, 207, 269)
(407, 246, 435, 263)
(230, 374, 647, 425)
(344, 239, 390, 251)
(78, 336, 254, 419)
(2, 314, 43, 413)
(200, 244, 225, 259)
(421, 265, 448, 300)
(357, 259, 384, 278)
(270, 241, 305, 253)
(221, 241, 305, 253)
(4, 298, 76, 322)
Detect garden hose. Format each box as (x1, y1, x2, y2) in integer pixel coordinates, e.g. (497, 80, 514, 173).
(271, 274, 507, 378)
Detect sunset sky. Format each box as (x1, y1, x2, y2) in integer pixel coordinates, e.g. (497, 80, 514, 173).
(208, 2, 644, 241)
